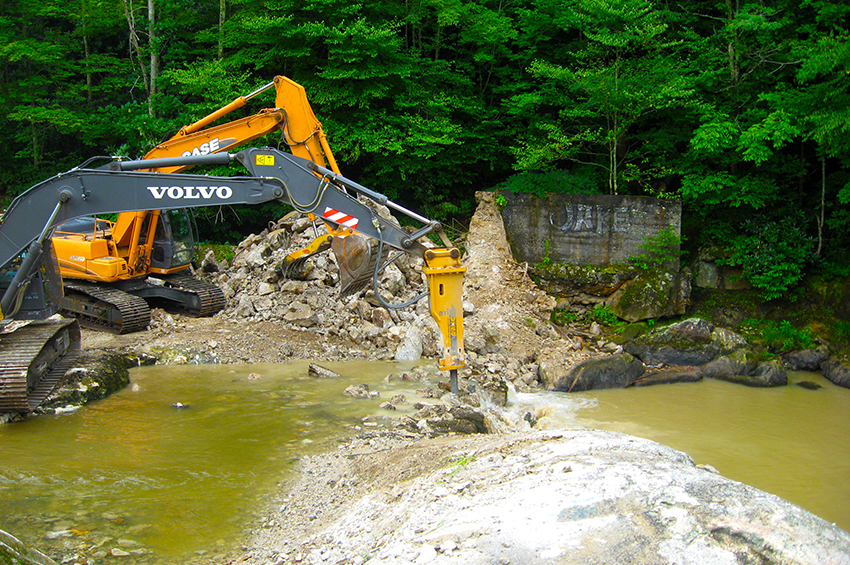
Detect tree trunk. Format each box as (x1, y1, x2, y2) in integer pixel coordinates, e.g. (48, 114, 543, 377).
(817, 156, 825, 257)
(218, 0, 226, 59)
(120, 0, 150, 97)
(83, 33, 92, 103)
(148, 0, 159, 117)
(725, 0, 740, 84)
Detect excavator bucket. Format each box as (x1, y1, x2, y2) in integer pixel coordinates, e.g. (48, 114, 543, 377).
(331, 233, 381, 298)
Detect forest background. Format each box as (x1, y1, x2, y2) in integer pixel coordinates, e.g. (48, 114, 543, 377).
(1, 0, 849, 301)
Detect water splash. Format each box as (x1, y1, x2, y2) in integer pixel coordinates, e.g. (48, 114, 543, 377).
(487, 381, 598, 433)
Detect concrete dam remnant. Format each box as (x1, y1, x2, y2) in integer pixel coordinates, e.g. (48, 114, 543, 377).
(500, 192, 682, 268)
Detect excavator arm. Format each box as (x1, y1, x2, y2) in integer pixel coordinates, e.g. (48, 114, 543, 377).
(1, 147, 466, 381)
(141, 76, 340, 174)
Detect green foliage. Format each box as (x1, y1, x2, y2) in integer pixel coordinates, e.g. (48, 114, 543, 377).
(739, 319, 814, 352)
(628, 228, 682, 271)
(495, 170, 602, 198)
(837, 321, 850, 342)
(590, 304, 621, 327)
(721, 215, 815, 301)
(196, 243, 236, 264)
(193, 203, 292, 243)
(494, 194, 507, 210)
(0, 0, 848, 276)
(550, 309, 577, 326)
(536, 240, 553, 269)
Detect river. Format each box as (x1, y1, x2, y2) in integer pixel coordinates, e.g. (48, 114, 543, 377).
(1, 364, 848, 564)
(0, 360, 431, 564)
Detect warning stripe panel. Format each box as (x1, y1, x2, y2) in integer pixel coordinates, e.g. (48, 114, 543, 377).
(322, 207, 359, 229)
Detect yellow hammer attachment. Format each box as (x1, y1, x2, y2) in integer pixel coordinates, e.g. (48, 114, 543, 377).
(423, 248, 466, 372)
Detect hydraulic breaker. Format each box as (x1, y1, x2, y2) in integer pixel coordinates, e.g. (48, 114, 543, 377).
(423, 248, 466, 378)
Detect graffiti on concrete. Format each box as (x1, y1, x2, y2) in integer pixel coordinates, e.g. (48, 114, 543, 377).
(550, 203, 636, 235)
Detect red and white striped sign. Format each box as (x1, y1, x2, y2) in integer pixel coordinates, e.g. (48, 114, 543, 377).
(322, 207, 359, 229)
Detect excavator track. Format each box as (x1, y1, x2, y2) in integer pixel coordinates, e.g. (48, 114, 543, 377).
(159, 272, 226, 317)
(0, 318, 81, 412)
(61, 282, 151, 334)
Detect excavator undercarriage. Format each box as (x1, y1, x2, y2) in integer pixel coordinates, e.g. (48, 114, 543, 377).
(61, 272, 225, 334)
(0, 318, 81, 412)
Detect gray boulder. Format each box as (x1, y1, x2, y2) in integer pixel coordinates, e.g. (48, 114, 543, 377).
(822, 356, 850, 388)
(703, 351, 788, 387)
(700, 349, 759, 379)
(751, 358, 789, 386)
(402, 403, 489, 435)
(624, 318, 746, 366)
(783, 346, 830, 371)
(285, 430, 850, 565)
(606, 268, 691, 322)
(542, 353, 645, 392)
(394, 324, 424, 361)
(200, 249, 223, 273)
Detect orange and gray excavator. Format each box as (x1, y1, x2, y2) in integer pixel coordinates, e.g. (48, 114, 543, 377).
(51, 76, 347, 333)
(0, 146, 466, 413)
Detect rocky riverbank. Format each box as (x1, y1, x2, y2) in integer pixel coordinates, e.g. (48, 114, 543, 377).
(32, 191, 850, 418)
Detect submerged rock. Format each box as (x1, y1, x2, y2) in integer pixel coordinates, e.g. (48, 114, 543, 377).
(635, 365, 703, 386)
(342, 384, 376, 399)
(308, 364, 342, 379)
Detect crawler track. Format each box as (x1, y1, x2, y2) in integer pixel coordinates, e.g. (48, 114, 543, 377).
(159, 272, 226, 317)
(0, 318, 81, 412)
(62, 282, 151, 334)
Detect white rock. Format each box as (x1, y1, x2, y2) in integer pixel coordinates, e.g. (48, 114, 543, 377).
(414, 544, 437, 564)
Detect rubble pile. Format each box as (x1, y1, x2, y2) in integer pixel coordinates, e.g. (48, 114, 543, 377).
(199, 196, 583, 399)
(203, 211, 440, 361)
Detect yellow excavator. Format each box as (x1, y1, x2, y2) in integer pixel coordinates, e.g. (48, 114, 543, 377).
(51, 76, 348, 333)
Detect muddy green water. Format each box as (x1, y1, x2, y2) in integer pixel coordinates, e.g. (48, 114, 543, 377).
(512, 370, 850, 531)
(0, 360, 431, 564)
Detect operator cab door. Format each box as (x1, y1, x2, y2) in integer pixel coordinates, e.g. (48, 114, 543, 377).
(149, 209, 196, 273)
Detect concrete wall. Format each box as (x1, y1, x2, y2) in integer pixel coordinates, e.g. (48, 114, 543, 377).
(500, 192, 681, 267)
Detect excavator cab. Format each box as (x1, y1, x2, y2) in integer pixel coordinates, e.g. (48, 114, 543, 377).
(149, 209, 197, 273)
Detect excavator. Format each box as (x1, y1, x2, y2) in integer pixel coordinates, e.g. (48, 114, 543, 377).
(50, 76, 347, 333)
(0, 146, 466, 413)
